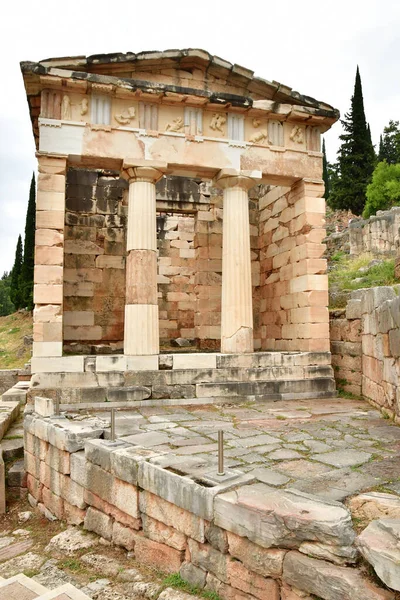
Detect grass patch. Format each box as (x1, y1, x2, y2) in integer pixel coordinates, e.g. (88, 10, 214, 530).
(0, 310, 32, 368)
(329, 252, 398, 296)
(162, 573, 221, 600)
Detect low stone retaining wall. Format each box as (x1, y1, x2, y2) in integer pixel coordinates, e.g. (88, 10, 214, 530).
(349, 207, 400, 256)
(24, 412, 394, 600)
(330, 286, 400, 419)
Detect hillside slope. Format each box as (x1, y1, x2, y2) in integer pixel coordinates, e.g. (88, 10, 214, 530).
(0, 311, 32, 369)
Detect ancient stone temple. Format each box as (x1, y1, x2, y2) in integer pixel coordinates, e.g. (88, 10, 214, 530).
(20, 49, 339, 404)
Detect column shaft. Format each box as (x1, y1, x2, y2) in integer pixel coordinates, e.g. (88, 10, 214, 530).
(217, 173, 259, 353)
(122, 167, 164, 355)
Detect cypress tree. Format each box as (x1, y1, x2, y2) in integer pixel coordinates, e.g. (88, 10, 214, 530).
(20, 173, 36, 310)
(329, 66, 376, 214)
(378, 120, 400, 165)
(322, 138, 330, 200)
(10, 235, 23, 310)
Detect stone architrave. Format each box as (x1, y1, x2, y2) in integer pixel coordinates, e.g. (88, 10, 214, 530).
(215, 170, 261, 354)
(121, 162, 167, 355)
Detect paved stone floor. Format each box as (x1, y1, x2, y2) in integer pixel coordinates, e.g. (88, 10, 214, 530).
(92, 397, 400, 502)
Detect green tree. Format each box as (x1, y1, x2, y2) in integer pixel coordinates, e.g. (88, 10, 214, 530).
(329, 66, 376, 214)
(322, 138, 330, 200)
(378, 120, 400, 164)
(363, 161, 400, 218)
(10, 235, 23, 310)
(20, 173, 36, 310)
(0, 272, 15, 317)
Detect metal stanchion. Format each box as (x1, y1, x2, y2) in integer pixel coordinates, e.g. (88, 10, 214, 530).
(217, 430, 225, 476)
(110, 408, 116, 442)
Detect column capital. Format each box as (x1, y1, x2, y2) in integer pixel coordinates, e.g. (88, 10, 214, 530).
(121, 160, 167, 184)
(214, 169, 262, 191)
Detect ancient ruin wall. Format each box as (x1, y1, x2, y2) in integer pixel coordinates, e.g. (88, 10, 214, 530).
(64, 169, 199, 353)
(349, 207, 400, 256)
(258, 181, 329, 352)
(330, 286, 400, 420)
(24, 413, 394, 600)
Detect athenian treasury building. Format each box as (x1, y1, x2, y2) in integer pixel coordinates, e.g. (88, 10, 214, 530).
(20, 49, 339, 404)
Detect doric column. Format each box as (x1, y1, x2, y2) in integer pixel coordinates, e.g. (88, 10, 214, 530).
(121, 162, 166, 355)
(33, 154, 67, 358)
(215, 169, 261, 354)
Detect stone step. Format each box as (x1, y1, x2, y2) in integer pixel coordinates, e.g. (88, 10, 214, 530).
(2, 387, 27, 405)
(131, 365, 334, 386)
(1, 437, 24, 461)
(196, 377, 336, 398)
(37, 583, 91, 599)
(0, 573, 48, 599)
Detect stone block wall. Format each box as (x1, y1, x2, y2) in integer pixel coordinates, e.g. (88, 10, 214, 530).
(158, 214, 196, 346)
(258, 181, 329, 352)
(63, 169, 127, 354)
(349, 207, 400, 256)
(63, 170, 209, 352)
(24, 412, 394, 600)
(330, 286, 400, 419)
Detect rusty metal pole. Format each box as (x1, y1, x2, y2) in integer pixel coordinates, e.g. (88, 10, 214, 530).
(217, 430, 225, 476)
(110, 408, 116, 441)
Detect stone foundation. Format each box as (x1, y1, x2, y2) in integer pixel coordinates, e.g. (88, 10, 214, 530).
(330, 286, 400, 419)
(24, 411, 394, 600)
(28, 351, 336, 406)
(349, 207, 400, 256)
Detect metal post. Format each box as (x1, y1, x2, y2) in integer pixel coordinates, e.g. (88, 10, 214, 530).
(110, 408, 116, 442)
(54, 397, 60, 416)
(217, 430, 225, 476)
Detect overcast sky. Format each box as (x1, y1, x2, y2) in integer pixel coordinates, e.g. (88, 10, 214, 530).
(0, 0, 399, 275)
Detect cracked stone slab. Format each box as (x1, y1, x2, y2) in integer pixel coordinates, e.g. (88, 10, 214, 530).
(214, 482, 355, 548)
(311, 449, 372, 468)
(358, 519, 400, 591)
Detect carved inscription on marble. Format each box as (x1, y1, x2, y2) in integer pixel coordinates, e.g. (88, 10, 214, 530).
(290, 125, 304, 144)
(115, 107, 136, 125)
(61, 95, 71, 121)
(165, 117, 184, 132)
(210, 113, 226, 133)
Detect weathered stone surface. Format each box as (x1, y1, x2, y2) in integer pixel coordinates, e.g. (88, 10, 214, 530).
(227, 559, 280, 600)
(81, 553, 122, 577)
(298, 541, 358, 565)
(44, 527, 98, 556)
(358, 519, 400, 591)
(112, 521, 136, 551)
(139, 490, 205, 542)
(227, 531, 286, 577)
(134, 533, 184, 573)
(84, 506, 113, 540)
(180, 562, 207, 589)
(283, 550, 394, 600)
(0, 552, 45, 577)
(205, 524, 228, 553)
(349, 492, 400, 524)
(214, 483, 355, 549)
(142, 514, 186, 550)
(188, 539, 228, 583)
